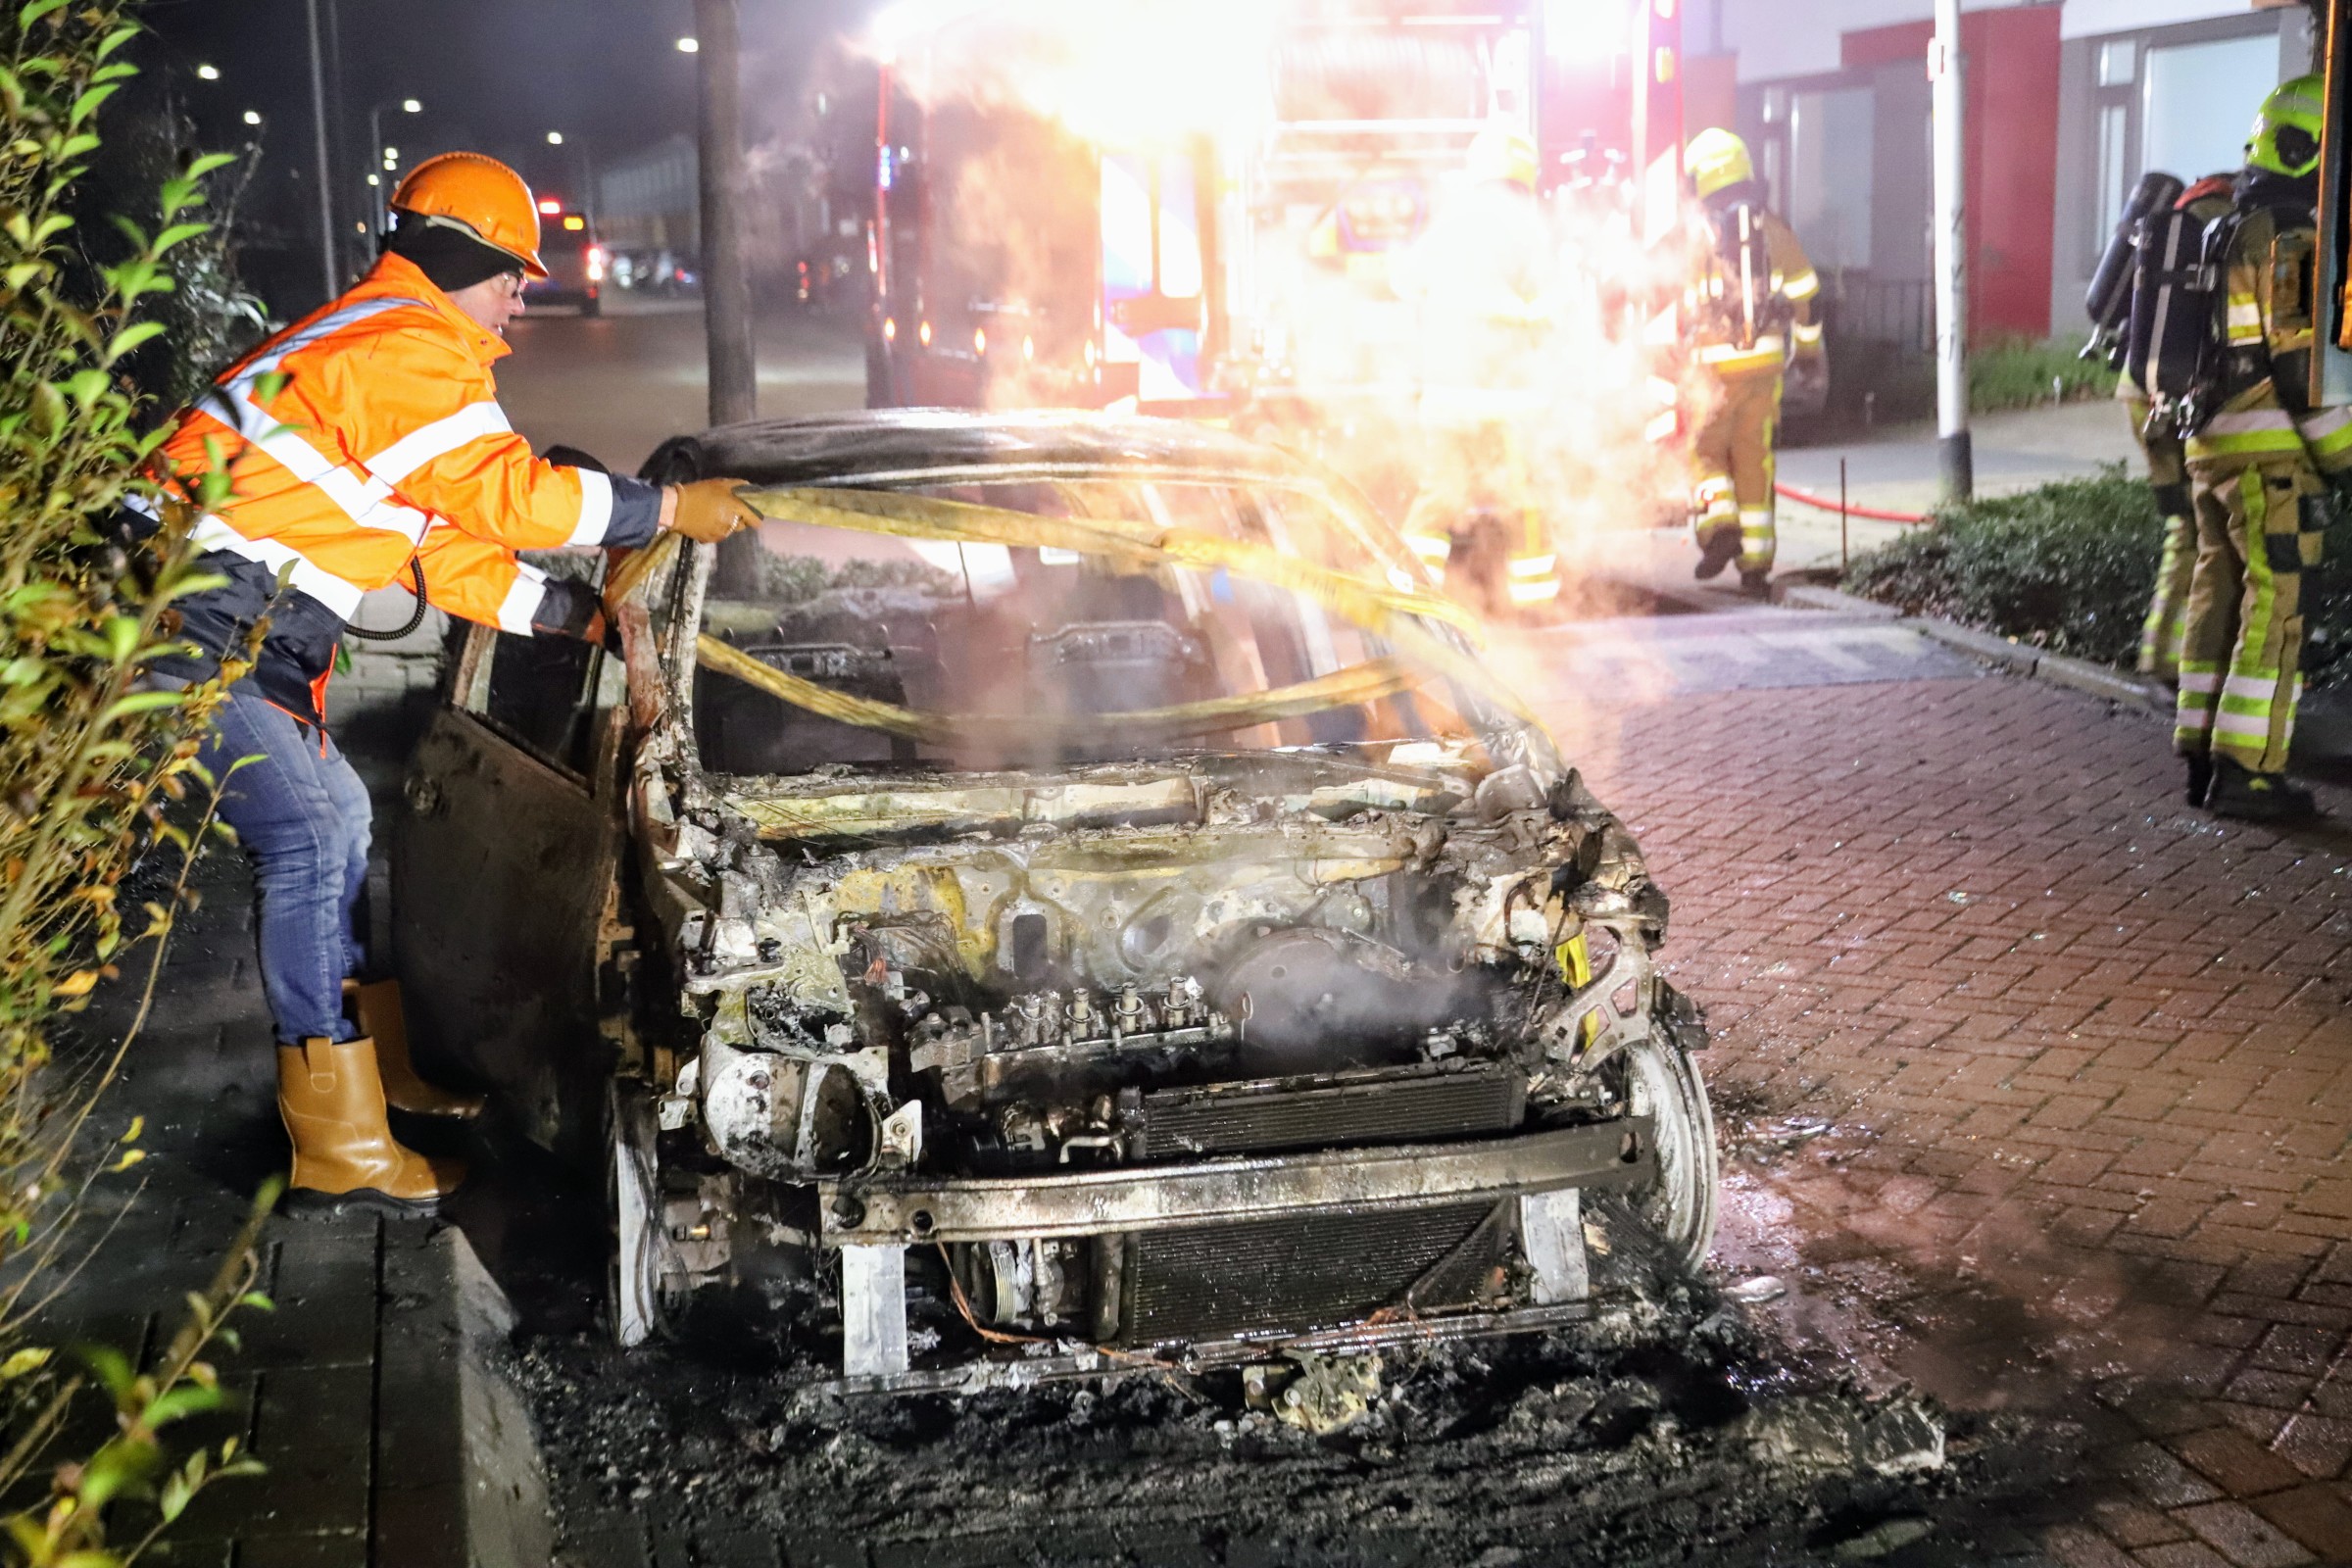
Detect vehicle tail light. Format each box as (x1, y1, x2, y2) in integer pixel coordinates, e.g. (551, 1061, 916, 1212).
(587, 246, 607, 281)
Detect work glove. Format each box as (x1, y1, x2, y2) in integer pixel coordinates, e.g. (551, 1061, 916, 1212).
(663, 477, 760, 543)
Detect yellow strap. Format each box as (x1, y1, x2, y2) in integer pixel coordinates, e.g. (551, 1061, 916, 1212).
(734, 485, 1539, 729)
(696, 635, 1417, 743)
(603, 528, 679, 606)
(737, 486, 1475, 632)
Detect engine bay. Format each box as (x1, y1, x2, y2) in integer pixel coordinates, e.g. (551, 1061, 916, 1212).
(616, 741, 1708, 1372)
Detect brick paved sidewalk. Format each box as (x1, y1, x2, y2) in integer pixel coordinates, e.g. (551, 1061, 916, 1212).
(1558, 664, 2352, 1567)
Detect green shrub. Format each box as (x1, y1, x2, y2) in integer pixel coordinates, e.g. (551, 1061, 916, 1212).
(1970, 334, 2116, 413)
(1842, 470, 2161, 664)
(0, 1, 272, 1558)
(1845, 470, 2352, 689)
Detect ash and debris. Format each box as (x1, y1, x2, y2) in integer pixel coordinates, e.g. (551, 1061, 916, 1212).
(508, 1269, 2082, 1566)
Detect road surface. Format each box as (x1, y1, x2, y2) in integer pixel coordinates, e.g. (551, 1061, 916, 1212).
(495, 294, 867, 475)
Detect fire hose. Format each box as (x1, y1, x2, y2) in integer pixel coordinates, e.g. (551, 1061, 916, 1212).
(1772, 482, 1931, 525)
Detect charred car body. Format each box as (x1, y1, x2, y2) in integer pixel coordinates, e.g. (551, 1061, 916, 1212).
(394, 412, 1716, 1387)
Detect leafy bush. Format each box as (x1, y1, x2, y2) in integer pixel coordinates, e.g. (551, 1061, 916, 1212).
(1842, 471, 2162, 664)
(0, 1, 272, 1558)
(1845, 470, 2352, 689)
(1970, 334, 2116, 414)
(65, 102, 265, 410)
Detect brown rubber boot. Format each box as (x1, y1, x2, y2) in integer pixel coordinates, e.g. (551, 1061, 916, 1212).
(277, 1037, 466, 1216)
(345, 978, 485, 1119)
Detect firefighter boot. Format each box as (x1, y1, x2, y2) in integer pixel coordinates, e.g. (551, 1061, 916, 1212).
(1693, 525, 1741, 581)
(345, 978, 484, 1119)
(278, 1037, 466, 1217)
(1739, 568, 1771, 601)
(2184, 753, 2214, 809)
(2203, 757, 2318, 823)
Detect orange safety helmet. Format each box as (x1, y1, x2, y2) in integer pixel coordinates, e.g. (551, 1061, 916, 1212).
(388, 152, 549, 278)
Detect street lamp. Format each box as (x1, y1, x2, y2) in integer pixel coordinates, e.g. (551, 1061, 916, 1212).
(367, 96, 422, 237)
(196, 63, 220, 80)
(676, 35, 699, 52)
(242, 109, 262, 126)
(544, 130, 598, 220)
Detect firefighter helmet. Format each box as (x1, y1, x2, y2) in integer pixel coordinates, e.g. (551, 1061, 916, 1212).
(2246, 74, 2324, 178)
(389, 153, 550, 278)
(1685, 127, 1753, 200)
(1466, 126, 1539, 190)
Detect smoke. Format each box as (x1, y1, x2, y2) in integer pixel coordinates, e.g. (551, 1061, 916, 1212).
(790, 0, 1721, 779)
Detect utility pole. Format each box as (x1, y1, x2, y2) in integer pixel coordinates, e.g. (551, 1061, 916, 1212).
(1929, 0, 1971, 502)
(322, 0, 352, 275)
(696, 0, 758, 429)
(304, 0, 338, 305)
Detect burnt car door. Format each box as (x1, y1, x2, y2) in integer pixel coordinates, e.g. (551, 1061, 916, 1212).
(392, 606, 630, 1157)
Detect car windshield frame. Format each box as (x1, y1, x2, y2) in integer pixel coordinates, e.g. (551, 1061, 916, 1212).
(652, 454, 1561, 786)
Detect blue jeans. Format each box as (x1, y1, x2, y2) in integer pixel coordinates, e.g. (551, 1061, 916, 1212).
(198, 684, 370, 1045)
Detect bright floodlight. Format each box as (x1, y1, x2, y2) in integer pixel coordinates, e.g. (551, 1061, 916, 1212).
(547, 130, 564, 145)
(241, 109, 261, 125)
(196, 64, 220, 81)
(676, 35, 699, 52)
(1545, 0, 1635, 61)
(401, 98, 422, 113)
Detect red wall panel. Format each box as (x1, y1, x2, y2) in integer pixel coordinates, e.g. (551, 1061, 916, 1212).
(1842, 8, 2061, 340)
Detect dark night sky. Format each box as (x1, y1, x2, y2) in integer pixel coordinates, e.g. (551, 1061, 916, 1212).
(138, 0, 869, 275)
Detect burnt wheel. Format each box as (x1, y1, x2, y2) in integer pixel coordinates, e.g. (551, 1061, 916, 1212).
(607, 1081, 671, 1348)
(1620, 1033, 1719, 1270)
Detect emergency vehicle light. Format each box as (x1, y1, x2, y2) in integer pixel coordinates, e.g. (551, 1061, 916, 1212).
(538, 198, 563, 215)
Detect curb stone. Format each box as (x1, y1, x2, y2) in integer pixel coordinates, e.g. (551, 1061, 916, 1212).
(1777, 583, 2167, 713)
(374, 1221, 554, 1568)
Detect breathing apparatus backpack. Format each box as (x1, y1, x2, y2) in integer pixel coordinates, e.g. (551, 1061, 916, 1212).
(2083, 170, 2182, 368)
(2125, 174, 2316, 436)
(2123, 200, 2232, 428)
(1700, 194, 1788, 350)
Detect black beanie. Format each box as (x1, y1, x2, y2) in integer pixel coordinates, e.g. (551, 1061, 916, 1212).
(384, 212, 528, 293)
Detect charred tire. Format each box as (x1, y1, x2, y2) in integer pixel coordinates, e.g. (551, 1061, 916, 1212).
(1622, 1034, 1719, 1271)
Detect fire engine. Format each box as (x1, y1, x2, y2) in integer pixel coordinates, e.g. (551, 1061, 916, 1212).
(863, 0, 1686, 545)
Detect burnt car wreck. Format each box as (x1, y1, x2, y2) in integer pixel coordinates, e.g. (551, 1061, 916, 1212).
(395, 412, 1717, 1390)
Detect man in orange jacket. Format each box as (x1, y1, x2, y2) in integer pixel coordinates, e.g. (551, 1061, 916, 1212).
(141, 153, 759, 1217)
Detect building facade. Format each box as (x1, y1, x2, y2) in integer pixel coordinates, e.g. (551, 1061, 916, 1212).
(1692, 0, 2314, 352)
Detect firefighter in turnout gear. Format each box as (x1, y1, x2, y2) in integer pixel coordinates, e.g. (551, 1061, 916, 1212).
(1396, 126, 1562, 616)
(1683, 128, 1821, 597)
(136, 153, 760, 1215)
(2173, 78, 2352, 820)
(2125, 174, 2236, 680)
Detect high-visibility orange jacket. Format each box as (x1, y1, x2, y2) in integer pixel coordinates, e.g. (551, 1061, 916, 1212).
(145, 252, 662, 722)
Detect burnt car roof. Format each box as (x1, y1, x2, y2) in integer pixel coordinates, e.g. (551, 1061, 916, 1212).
(640, 409, 1304, 488)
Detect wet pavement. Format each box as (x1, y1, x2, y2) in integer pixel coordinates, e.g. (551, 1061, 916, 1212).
(37, 302, 2352, 1565)
(1554, 662, 2352, 1566)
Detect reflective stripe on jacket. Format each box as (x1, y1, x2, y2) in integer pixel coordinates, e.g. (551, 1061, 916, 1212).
(151, 252, 662, 722)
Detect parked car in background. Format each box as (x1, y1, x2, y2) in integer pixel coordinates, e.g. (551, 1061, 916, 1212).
(392, 411, 1717, 1391)
(526, 200, 605, 317)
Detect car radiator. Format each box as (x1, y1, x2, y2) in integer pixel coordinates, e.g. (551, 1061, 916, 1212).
(1116, 1063, 1525, 1345)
